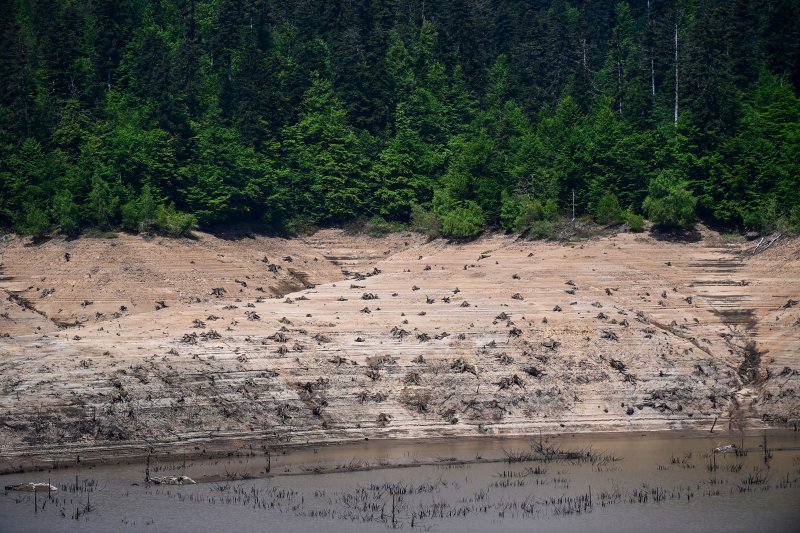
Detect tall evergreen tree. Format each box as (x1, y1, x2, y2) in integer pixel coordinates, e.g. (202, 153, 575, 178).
(282, 74, 367, 224)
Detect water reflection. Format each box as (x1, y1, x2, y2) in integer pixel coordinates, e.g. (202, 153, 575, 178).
(2, 432, 799, 532)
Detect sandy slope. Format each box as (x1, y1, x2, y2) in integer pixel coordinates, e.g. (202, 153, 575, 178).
(0, 228, 798, 467)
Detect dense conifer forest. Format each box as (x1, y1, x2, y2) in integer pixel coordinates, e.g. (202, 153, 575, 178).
(1, 0, 799, 238)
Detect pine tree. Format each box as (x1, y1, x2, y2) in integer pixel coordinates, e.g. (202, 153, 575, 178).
(282, 74, 367, 224)
(0, 1, 36, 137)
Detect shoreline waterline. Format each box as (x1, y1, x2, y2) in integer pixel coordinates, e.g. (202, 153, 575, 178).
(2, 427, 796, 478)
(2, 429, 799, 533)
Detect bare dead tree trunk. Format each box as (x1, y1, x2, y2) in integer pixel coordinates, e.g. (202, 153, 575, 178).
(581, 38, 587, 70)
(572, 189, 575, 224)
(648, 1, 655, 95)
(651, 57, 656, 95)
(674, 21, 679, 126)
(617, 59, 623, 115)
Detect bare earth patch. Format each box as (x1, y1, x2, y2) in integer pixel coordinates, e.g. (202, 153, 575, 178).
(0, 228, 798, 469)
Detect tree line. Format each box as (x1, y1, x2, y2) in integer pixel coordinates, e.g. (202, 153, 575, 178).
(1, 0, 799, 238)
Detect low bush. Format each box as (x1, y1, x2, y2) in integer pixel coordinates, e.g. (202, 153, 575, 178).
(364, 215, 405, 237)
(410, 203, 439, 238)
(438, 200, 484, 239)
(594, 193, 623, 224)
(742, 210, 764, 232)
(515, 198, 546, 231)
(500, 192, 558, 233)
(642, 171, 697, 230)
(152, 204, 196, 237)
(526, 220, 556, 240)
(790, 205, 800, 234)
(24, 207, 50, 238)
(284, 215, 318, 236)
(625, 210, 645, 232)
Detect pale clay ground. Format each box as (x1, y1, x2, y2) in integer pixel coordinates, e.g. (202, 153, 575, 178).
(0, 227, 798, 469)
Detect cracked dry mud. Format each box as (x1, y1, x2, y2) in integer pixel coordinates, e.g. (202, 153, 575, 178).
(0, 228, 798, 469)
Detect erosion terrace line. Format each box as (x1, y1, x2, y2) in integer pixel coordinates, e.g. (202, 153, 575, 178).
(0, 227, 798, 471)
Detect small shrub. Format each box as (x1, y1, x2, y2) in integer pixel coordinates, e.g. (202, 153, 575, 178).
(516, 197, 546, 231)
(432, 190, 485, 238)
(500, 190, 564, 234)
(625, 210, 645, 232)
(284, 215, 317, 236)
(410, 203, 439, 238)
(594, 193, 623, 224)
(742, 210, 764, 232)
(527, 220, 556, 240)
(120, 200, 141, 232)
(121, 186, 157, 233)
(152, 204, 196, 237)
(364, 215, 405, 237)
(24, 207, 50, 237)
(541, 198, 559, 222)
(438, 200, 484, 238)
(52, 191, 79, 234)
(500, 191, 554, 233)
(499, 191, 520, 231)
(120, 186, 192, 237)
(789, 204, 800, 234)
(642, 171, 697, 230)
(87, 176, 120, 228)
(342, 217, 366, 234)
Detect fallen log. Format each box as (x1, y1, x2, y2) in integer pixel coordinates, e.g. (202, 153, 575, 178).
(5, 483, 58, 492)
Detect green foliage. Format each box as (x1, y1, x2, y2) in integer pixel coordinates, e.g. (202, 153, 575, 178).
(742, 210, 764, 232)
(500, 192, 559, 233)
(516, 198, 546, 230)
(433, 190, 484, 239)
(121, 185, 156, 232)
(282, 75, 367, 224)
(24, 207, 51, 237)
(753, 201, 800, 235)
(152, 204, 196, 237)
(371, 100, 441, 221)
(789, 205, 800, 234)
(527, 220, 556, 240)
(642, 172, 698, 230)
(52, 190, 80, 234)
(0, 1, 798, 238)
(594, 193, 623, 225)
(442, 131, 497, 211)
(541, 199, 560, 222)
(410, 203, 439, 238)
(83, 229, 119, 239)
(438, 202, 484, 239)
(624, 210, 645, 232)
(180, 120, 277, 226)
(120, 200, 140, 232)
(119, 184, 193, 236)
(363, 216, 405, 237)
(87, 177, 120, 228)
(284, 216, 318, 237)
(499, 191, 521, 231)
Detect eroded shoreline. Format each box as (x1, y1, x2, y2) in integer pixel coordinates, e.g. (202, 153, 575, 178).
(1, 228, 798, 472)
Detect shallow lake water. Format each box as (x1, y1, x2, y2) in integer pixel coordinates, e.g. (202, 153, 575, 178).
(2, 431, 799, 532)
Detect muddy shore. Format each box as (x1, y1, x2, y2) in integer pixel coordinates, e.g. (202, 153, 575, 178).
(1, 227, 798, 471)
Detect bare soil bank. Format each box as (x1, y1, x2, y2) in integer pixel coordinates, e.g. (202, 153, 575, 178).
(1, 227, 798, 469)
